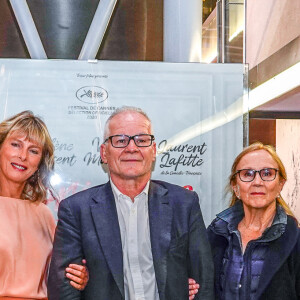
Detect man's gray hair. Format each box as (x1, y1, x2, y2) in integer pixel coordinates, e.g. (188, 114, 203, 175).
(103, 106, 153, 139)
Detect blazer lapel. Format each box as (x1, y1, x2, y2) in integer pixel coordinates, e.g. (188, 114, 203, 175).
(90, 182, 124, 299)
(148, 181, 173, 300)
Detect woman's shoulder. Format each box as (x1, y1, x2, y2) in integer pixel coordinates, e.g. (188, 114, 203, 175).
(35, 200, 53, 213)
(286, 215, 300, 233)
(35, 201, 55, 220)
(33, 201, 56, 231)
(283, 215, 300, 252)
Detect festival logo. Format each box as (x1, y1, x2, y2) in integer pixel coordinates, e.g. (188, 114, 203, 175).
(76, 86, 108, 104)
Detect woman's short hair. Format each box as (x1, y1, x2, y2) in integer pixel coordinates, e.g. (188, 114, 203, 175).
(228, 142, 294, 216)
(0, 111, 54, 202)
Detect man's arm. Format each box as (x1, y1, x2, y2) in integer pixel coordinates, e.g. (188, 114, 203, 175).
(48, 199, 83, 300)
(188, 193, 215, 300)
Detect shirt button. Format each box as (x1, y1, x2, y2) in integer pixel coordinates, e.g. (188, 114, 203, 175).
(238, 284, 242, 288)
(131, 208, 136, 214)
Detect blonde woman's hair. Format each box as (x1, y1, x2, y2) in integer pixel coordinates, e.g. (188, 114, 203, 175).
(0, 111, 55, 202)
(228, 142, 294, 217)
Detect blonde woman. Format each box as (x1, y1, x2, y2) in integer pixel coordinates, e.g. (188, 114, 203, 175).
(0, 111, 88, 299)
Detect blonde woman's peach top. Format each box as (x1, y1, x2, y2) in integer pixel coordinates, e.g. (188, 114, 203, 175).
(0, 196, 56, 300)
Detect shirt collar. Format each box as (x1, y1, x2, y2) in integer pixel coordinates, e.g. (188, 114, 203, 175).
(110, 179, 150, 201)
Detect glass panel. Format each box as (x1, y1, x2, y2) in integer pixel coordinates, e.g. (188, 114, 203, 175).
(224, 0, 244, 63)
(0, 59, 245, 225)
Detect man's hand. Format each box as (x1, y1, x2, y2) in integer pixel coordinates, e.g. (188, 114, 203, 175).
(189, 278, 200, 299)
(65, 259, 89, 290)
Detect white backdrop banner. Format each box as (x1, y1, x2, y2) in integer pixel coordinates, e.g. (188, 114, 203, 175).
(0, 59, 245, 225)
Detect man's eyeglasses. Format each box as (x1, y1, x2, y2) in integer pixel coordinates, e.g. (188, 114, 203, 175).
(104, 134, 155, 148)
(234, 168, 279, 182)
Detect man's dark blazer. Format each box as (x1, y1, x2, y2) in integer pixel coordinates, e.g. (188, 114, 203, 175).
(48, 180, 214, 300)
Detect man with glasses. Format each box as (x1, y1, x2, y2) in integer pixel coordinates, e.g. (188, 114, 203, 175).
(48, 106, 214, 300)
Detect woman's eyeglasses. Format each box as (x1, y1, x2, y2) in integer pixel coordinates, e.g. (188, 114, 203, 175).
(234, 168, 279, 182)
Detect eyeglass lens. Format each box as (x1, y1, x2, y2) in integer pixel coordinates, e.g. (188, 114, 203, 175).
(238, 168, 277, 182)
(111, 134, 153, 148)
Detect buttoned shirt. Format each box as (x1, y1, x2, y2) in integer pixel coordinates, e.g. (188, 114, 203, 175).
(111, 180, 160, 300)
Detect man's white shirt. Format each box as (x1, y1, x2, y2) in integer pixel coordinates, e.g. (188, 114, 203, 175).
(111, 180, 160, 300)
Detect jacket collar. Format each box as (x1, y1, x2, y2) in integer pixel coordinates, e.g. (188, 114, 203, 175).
(212, 201, 287, 237)
(216, 200, 244, 234)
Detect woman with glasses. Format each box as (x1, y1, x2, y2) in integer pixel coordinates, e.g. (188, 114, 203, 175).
(206, 142, 300, 299)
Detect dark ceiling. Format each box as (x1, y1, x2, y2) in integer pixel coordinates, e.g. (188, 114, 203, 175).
(0, 0, 163, 60)
(0, 0, 242, 63)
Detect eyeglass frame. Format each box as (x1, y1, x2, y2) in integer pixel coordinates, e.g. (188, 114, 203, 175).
(103, 134, 155, 148)
(233, 168, 280, 182)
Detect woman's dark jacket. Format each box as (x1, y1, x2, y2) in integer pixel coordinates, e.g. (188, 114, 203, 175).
(207, 205, 300, 300)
